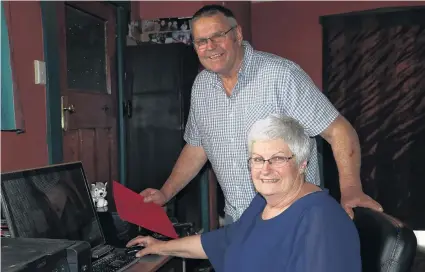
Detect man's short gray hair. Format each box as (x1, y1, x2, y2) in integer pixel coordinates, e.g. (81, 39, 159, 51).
(247, 115, 312, 166)
(190, 5, 238, 30)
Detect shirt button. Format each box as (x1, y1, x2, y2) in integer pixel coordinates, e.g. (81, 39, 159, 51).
(233, 162, 237, 168)
(229, 113, 233, 117)
(230, 138, 234, 142)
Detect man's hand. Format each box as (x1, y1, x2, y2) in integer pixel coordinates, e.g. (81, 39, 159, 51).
(126, 235, 165, 257)
(139, 188, 167, 206)
(340, 185, 383, 219)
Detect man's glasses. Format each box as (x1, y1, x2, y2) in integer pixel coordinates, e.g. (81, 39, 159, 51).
(248, 155, 295, 169)
(193, 26, 236, 49)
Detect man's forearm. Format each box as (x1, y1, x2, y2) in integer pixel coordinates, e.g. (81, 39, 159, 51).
(332, 131, 362, 188)
(157, 235, 208, 259)
(322, 116, 362, 189)
(161, 144, 208, 201)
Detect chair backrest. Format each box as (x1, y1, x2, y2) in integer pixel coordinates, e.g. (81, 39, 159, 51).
(353, 207, 417, 272)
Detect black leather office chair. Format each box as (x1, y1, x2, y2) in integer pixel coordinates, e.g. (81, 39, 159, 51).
(353, 207, 417, 272)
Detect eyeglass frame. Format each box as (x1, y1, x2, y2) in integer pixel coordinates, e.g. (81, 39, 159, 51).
(248, 155, 295, 169)
(192, 26, 237, 49)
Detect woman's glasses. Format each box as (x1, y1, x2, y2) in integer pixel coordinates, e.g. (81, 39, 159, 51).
(248, 155, 294, 169)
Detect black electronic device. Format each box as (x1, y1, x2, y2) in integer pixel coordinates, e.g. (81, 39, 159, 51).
(1, 237, 91, 272)
(0, 162, 138, 272)
(125, 245, 145, 256)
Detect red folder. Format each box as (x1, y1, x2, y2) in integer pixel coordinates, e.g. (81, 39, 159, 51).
(113, 181, 178, 239)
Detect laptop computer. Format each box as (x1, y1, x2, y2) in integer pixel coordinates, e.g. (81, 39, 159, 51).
(0, 162, 139, 272)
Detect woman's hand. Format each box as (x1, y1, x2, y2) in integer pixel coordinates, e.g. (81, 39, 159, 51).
(126, 235, 166, 257)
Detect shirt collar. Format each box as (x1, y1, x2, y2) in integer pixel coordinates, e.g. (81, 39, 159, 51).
(238, 41, 253, 79)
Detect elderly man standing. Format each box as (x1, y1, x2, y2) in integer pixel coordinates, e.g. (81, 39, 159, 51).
(140, 5, 383, 224)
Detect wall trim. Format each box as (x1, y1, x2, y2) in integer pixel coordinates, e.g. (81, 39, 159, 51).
(41, 2, 63, 164)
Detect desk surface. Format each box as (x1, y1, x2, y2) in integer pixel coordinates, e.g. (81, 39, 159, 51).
(127, 255, 173, 272)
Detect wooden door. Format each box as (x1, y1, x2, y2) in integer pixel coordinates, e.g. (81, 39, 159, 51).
(58, 2, 118, 184)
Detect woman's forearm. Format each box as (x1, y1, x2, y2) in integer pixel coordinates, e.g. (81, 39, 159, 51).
(156, 235, 208, 259)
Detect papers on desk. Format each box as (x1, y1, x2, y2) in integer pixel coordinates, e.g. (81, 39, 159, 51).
(113, 181, 178, 239)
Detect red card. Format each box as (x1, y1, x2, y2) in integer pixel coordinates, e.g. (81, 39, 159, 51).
(112, 181, 178, 239)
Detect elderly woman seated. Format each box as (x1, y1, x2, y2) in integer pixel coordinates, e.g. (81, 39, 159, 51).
(127, 115, 362, 272)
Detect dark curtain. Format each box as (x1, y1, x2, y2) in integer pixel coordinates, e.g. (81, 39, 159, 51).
(320, 7, 425, 230)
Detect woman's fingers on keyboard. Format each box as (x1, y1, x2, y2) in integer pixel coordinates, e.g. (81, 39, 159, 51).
(126, 235, 147, 247)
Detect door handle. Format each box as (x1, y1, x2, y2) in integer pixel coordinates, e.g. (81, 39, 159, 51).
(123, 100, 132, 118)
(63, 104, 76, 113)
(61, 96, 75, 131)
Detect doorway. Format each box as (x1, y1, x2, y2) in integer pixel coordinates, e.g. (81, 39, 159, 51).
(42, 1, 121, 184)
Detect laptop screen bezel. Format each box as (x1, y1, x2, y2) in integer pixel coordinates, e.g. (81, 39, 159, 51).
(0, 161, 107, 249)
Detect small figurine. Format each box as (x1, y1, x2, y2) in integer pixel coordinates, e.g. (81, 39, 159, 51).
(91, 182, 108, 209)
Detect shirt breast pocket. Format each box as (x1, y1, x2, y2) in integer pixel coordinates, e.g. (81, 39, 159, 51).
(244, 103, 277, 135)
(197, 107, 225, 140)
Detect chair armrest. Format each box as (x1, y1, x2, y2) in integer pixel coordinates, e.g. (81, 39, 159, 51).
(353, 207, 417, 272)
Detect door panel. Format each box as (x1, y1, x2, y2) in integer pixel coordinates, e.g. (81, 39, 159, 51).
(95, 129, 112, 182)
(58, 1, 118, 184)
(79, 129, 97, 183)
(125, 44, 201, 225)
(62, 93, 114, 129)
(62, 130, 79, 162)
(65, 5, 108, 93)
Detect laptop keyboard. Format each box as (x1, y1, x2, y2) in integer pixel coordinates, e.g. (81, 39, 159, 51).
(92, 253, 137, 272)
(92, 245, 114, 258)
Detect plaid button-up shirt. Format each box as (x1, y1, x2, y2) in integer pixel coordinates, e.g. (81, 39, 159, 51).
(184, 42, 339, 220)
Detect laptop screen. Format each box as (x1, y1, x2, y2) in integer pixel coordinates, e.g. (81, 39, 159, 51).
(0, 162, 105, 248)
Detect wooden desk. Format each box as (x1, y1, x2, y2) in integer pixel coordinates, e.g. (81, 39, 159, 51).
(126, 255, 181, 272)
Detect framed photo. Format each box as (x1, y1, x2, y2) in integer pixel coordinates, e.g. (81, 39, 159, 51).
(129, 17, 192, 45)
